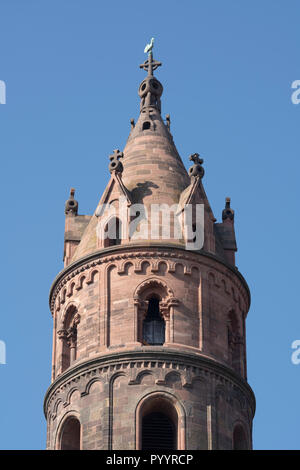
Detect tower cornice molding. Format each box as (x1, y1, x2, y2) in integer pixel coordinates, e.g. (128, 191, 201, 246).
(43, 348, 256, 420)
(49, 244, 250, 314)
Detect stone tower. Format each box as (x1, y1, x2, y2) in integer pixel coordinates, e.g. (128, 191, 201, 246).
(44, 46, 255, 450)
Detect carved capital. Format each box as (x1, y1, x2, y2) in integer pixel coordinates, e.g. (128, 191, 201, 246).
(134, 297, 147, 309)
(67, 325, 77, 348)
(167, 297, 179, 307)
(57, 329, 67, 340)
(160, 302, 170, 319)
(73, 313, 81, 326)
(160, 297, 179, 319)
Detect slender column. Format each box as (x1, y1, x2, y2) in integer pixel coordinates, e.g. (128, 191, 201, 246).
(162, 298, 179, 344)
(137, 301, 147, 343)
(207, 405, 212, 450)
(99, 265, 106, 349)
(57, 329, 67, 374)
(242, 312, 247, 380)
(164, 314, 170, 343)
(51, 310, 57, 381)
(169, 306, 174, 343)
(199, 274, 203, 350)
(70, 344, 76, 363)
(67, 326, 77, 364)
(100, 265, 109, 349)
(68, 313, 80, 364)
(133, 298, 139, 343)
(160, 302, 169, 344)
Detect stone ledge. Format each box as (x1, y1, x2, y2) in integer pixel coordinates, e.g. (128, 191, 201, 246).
(49, 244, 251, 311)
(43, 348, 256, 418)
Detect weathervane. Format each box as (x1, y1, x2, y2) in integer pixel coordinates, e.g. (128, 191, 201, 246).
(140, 37, 162, 76)
(144, 37, 154, 56)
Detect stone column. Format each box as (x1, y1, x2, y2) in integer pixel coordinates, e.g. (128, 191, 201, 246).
(57, 329, 67, 375)
(161, 298, 179, 345)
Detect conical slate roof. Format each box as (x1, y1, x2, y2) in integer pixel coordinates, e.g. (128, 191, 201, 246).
(70, 51, 191, 263)
(122, 50, 190, 205)
(69, 48, 235, 266)
(122, 107, 190, 206)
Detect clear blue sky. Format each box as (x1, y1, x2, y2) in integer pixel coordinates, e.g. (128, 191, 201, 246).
(0, 0, 299, 450)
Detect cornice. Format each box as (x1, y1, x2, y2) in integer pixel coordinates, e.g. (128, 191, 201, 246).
(49, 244, 251, 311)
(43, 348, 256, 418)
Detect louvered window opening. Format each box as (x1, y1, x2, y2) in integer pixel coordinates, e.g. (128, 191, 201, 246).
(142, 412, 176, 450)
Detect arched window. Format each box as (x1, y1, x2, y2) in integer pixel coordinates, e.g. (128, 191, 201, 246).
(139, 396, 178, 450)
(104, 217, 122, 248)
(134, 279, 178, 346)
(60, 416, 81, 450)
(59, 306, 80, 373)
(227, 310, 242, 374)
(143, 296, 165, 345)
(233, 424, 248, 450)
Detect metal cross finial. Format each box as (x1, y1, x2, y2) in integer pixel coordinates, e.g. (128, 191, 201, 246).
(109, 149, 123, 160)
(189, 153, 203, 165)
(140, 38, 161, 76)
(109, 149, 124, 174)
(139, 53, 162, 76)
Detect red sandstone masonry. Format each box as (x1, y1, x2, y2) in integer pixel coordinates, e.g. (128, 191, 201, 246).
(45, 56, 254, 449)
(45, 247, 254, 450)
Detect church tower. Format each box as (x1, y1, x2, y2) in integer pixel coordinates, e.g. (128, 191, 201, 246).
(44, 43, 255, 450)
